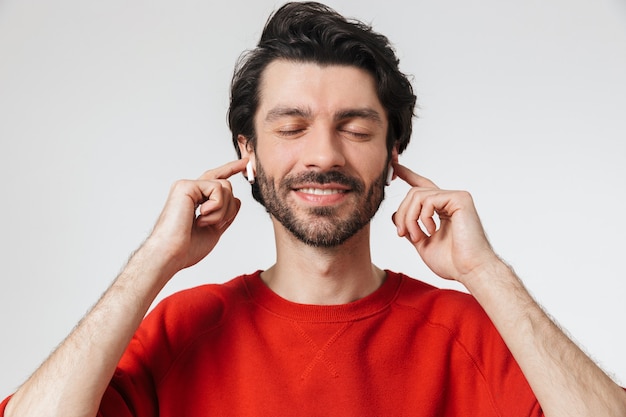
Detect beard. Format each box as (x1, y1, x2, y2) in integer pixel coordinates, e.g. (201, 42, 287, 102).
(251, 162, 387, 248)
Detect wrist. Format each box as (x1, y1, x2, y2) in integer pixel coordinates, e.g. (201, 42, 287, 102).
(460, 255, 520, 295)
(123, 239, 180, 291)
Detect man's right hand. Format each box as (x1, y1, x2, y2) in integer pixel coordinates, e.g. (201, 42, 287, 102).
(144, 158, 248, 276)
(4, 159, 250, 417)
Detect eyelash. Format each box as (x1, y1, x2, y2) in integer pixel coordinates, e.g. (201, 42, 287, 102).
(277, 128, 371, 140)
(341, 129, 370, 140)
(274, 122, 373, 141)
(277, 128, 306, 137)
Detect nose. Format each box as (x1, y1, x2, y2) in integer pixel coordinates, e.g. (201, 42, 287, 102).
(301, 127, 346, 171)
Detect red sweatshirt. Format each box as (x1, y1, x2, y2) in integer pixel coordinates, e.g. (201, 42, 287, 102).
(1, 271, 542, 416)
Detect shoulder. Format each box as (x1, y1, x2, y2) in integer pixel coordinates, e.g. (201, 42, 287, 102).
(390, 271, 517, 371)
(135, 272, 259, 352)
(390, 271, 492, 334)
(155, 273, 252, 316)
(114, 272, 261, 383)
(390, 271, 521, 380)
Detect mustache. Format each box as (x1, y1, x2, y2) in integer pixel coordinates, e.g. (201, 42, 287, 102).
(282, 170, 365, 193)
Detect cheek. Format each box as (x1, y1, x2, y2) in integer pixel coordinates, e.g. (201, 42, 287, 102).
(346, 147, 388, 179)
(256, 137, 388, 180)
(256, 143, 301, 175)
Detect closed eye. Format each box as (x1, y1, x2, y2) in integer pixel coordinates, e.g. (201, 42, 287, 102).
(277, 127, 307, 138)
(339, 129, 372, 141)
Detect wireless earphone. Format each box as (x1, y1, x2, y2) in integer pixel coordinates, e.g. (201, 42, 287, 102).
(246, 160, 255, 184)
(385, 166, 394, 186)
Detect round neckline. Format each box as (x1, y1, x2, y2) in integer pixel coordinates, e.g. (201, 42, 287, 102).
(243, 270, 402, 323)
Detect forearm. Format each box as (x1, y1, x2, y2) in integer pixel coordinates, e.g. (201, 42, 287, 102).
(5, 243, 174, 417)
(464, 260, 626, 417)
(4, 161, 244, 417)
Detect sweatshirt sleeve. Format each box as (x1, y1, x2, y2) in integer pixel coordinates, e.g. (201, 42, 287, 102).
(0, 395, 12, 416)
(97, 283, 228, 417)
(95, 303, 169, 417)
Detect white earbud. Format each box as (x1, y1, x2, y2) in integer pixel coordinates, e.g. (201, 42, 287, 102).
(246, 160, 255, 184)
(385, 166, 394, 186)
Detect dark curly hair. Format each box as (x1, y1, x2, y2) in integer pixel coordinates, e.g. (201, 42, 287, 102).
(228, 1, 416, 157)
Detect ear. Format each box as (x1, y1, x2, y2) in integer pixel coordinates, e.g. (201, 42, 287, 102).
(386, 145, 399, 185)
(237, 134, 256, 180)
(237, 134, 254, 159)
(238, 135, 257, 163)
(390, 144, 399, 165)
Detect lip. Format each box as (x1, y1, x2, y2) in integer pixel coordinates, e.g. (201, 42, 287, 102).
(294, 182, 351, 191)
(292, 183, 351, 205)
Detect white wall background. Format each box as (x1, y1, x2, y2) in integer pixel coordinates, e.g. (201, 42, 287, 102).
(1, 0, 625, 397)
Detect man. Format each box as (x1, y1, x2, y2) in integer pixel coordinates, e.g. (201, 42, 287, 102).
(2, 2, 625, 416)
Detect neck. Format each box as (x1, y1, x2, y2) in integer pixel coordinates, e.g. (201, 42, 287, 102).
(261, 221, 386, 305)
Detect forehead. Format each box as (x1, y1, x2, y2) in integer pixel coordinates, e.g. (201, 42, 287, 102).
(256, 60, 386, 122)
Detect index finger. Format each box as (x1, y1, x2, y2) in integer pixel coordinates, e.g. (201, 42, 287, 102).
(392, 162, 439, 189)
(198, 158, 249, 181)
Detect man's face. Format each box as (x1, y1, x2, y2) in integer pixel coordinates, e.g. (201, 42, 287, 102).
(247, 60, 390, 247)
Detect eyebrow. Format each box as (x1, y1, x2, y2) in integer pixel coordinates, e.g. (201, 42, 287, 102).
(334, 108, 384, 126)
(265, 106, 312, 122)
(264, 106, 384, 126)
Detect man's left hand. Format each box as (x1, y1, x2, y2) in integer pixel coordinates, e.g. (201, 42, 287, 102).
(391, 162, 500, 286)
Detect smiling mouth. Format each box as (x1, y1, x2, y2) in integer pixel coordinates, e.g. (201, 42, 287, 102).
(296, 188, 348, 195)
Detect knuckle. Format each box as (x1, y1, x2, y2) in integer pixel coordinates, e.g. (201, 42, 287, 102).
(407, 187, 422, 200)
(458, 190, 473, 202)
(170, 179, 191, 193)
(218, 179, 234, 191)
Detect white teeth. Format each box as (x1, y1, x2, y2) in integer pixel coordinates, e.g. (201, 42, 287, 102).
(298, 188, 343, 195)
